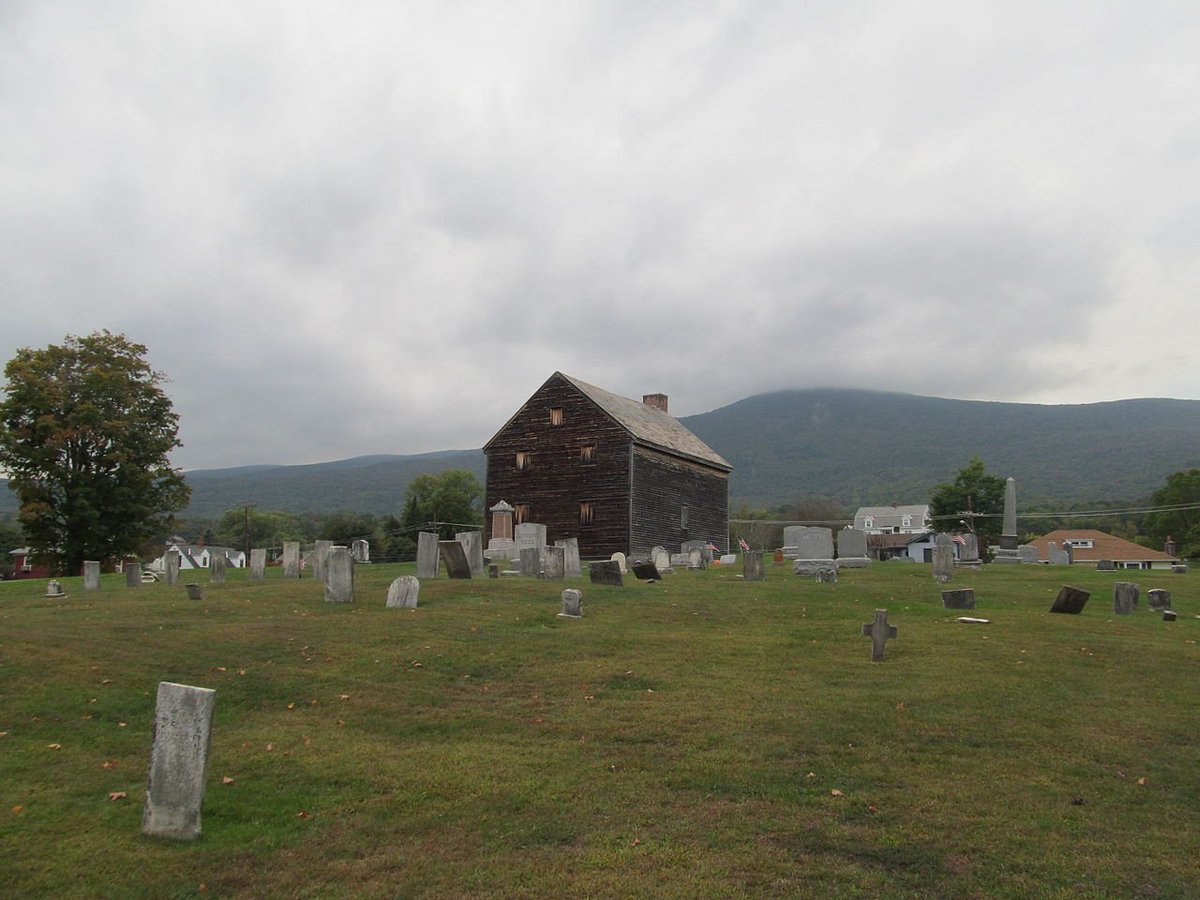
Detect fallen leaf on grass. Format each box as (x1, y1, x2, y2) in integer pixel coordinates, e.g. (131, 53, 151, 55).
(632, 838, 641, 846)
(11, 806, 23, 814)
(107, 792, 127, 801)
(830, 789, 845, 797)
(222, 776, 235, 785)
(868, 806, 879, 814)
(101, 761, 118, 769)
(303, 735, 311, 747)
(118, 722, 127, 728)
(101, 679, 112, 685)
(265, 743, 274, 752)
(297, 810, 310, 819)
(1137, 777, 1147, 786)
(238, 669, 246, 676)
(287, 703, 295, 710)
(47, 743, 62, 750)
(339, 694, 350, 701)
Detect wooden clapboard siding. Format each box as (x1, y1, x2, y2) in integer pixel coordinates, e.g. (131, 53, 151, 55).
(630, 446, 729, 557)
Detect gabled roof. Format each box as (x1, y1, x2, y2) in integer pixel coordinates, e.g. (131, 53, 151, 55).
(486, 372, 731, 471)
(1027, 529, 1177, 563)
(856, 505, 930, 520)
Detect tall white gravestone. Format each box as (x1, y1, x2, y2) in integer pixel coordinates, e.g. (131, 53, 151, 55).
(249, 548, 266, 581)
(142, 682, 216, 841)
(324, 546, 355, 603)
(282, 541, 300, 578)
(83, 560, 101, 591)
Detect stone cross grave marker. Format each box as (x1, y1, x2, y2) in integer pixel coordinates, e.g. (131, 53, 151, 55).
(210, 552, 226, 584)
(416, 532, 440, 579)
(1113, 582, 1139, 615)
(83, 560, 101, 592)
(142, 682, 216, 841)
(1050, 586, 1090, 614)
(249, 548, 266, 581)
(743, 552, 765, 581)
(386, 575, 420, 609)
(456, 531, 485, 578)
(861, 609, 898, 662)
(1147, 589, 1172, 611)
(125, 559, 142, 588)
(941, 589, 976, 610)
(438, 540, 473, 579)
(589, 560, 624, 586)
(559, 589, 583, 618)
(165, 549, 181, 585)
(282, 541, 300, 578)
(324, 546, 355, 602)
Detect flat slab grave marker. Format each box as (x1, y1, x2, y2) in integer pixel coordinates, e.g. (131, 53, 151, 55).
(1113, 582, 1139, 615)
(941, 589, 976, 610)
(559, 589, 583, 619)
(416, 532, 440, 579)
(631, 562, 661, 582)
(142, 682, 216, 841)
(589, 560, 624, 586)
(323, 546, 355, 602)
(386, 575, 420, 609)
(83, 560, 101, 592)
(1147, 589, 1172, 611)
(861, 609, 898, 662)
(282, 541, 300, 578)
(743, 552, 765, 581)
(125, 559, 142, 588)
(249, 548, 266, 581)
(1050, 586, 1090, 615)
(438, 540, 473, 579)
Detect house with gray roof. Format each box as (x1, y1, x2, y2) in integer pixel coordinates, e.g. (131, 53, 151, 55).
(483, 372, 732, 559)
(854, 504, 931, 534)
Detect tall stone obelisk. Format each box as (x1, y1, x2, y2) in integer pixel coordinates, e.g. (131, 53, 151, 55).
(993, 477, 1021, 563)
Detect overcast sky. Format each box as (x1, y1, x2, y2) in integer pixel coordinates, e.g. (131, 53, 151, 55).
(3, 1, 1198, 470)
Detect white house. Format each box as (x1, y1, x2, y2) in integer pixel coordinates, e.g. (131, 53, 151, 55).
(152, 543, 246, 571)
(854, 505, 931, 534)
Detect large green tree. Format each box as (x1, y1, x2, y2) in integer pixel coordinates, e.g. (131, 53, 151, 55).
(401, 470, 483, 540)
(1145, 468, 1200, 558)
(0, 332, 190, 573)
(929, 456, 1007, 541)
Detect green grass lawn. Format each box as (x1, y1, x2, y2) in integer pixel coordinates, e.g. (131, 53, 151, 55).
(1, 561, 1197, 898)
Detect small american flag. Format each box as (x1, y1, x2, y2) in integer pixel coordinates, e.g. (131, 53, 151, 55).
(738, 537, 751, 553)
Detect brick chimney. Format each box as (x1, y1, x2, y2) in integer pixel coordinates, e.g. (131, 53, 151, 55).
(642, 393, 668, 413)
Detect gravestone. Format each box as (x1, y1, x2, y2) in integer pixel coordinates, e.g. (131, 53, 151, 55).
(651, 546, 671, 573)
(487, 565, 499, 578)
(1172, 564, 1188, 574)
(456, 531, 485, 578)
(46, 579, 66, 598)
(312, 540, 333, 581)
(956, 533, 982, 568)
(164, 549, 181, 585)
(781, 525, 805, 558)
(125, 559, 142, 588)
(1113, 582, 1139, 615)
(324, 546, 355, 602)
(416, 532, 440, 579)
(1147, 589, 1172, 611)
(793, 559, 834, 576)
(1050, 586, 1090, 614)
(543, 546, 566, 580)
(993, 476, 1021, 563)
(743, 552, 765, 582)
(83, 560, 101, 592)
(670, 553, 690, 568)
(1018, 545, 1039, 564)
(836, 527, 871, 569)
(1047, 542, 1070, 566)
(814, 566, 838, 583)
(185, 583, 204, 601)
(719, 553, 738, 566)
(631, 562, 661, 581)
(350, 539, 370, 564)
(142, 682, 216, 841)
(681, 540, 712, 563)
(555, 538, 582, 577)
(1096, 559, 1116, 571)
(282, 542, 300, 578)
(486, 501, 516, 560)
(797, 527, 834, 561)
(209, 553, 226, 584)
(1163, 610, 1178, 621)
(941, 589, 976, 610)
(931, 534, 955, 583)
(519, 547, 541, 576)
(861, 609, 898, 662)
(589, 561, 623, 586)
(559, 589, 583, 619)
(385, 575, 420, 609)
(610, 552, 627, 574)
(514, 523, 547, 558)
(438, 541, 472, 579)
(687, 548, 703, 569)
(249, 548, 266, 581)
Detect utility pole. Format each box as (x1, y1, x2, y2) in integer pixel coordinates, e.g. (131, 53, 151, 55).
(242, 503, 256, 559)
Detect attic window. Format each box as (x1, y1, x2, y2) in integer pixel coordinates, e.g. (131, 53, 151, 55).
(514, 504, 529, 525)
(516, 451, 532, 471)
(549, 407, 564, 426)
(864, 516, 875, 529)
(902, 515, 912, 527)
(579, 501, 595, 526)
(580, 445, 595, 465)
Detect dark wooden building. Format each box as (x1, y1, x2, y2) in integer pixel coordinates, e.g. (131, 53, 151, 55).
(483, 372, 732, 559)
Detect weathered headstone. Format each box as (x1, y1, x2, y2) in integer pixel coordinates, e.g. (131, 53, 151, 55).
(589, 561, 623, 586)
(669, 553, 690, 568)
(519, 547, 541, 576)
(543, 546, 566, 580)
(651, 546, 671, 573)
(681, 539, 712, 563)
(312, 540, 333, 581)
(836, 527, 871, 568)
(1096, 559, 1116, 571)
(125, 559, 142, 588)
(209, 552, 226, 584)
(743, 552, 765, 582)
(324, 546, 355, 602)
(83, 560, 101, 592)
(931, 534, 955, 583)
(719, 553, 738, 566)
(416, 532, 440, 579)
(781, 525, 805, 558)
(1163, 610, 1178, 621)
(1047, 542, 1070, 566)
(455, 531, 485, 578)
(438, 541, 472, 579)
(559, 589, 583, 619)
(385, 575, 419, 609)
(514, 522, 547, 558)
(941, 589, 976, 610)
(1050, 586, 1090, 614)
(45, 579, 66, 598)
(610, 551, 627, 574)
(164, 549, 181, 585)
(282, 541, 300, 579)
(1113, 582, 1139, 615)
(1017, 545, 1039, 564)
(487, 564, 499, 578)
(686, 548, 703, 569)
(350, 539, 370, 564)
(956, 533, 982, 568)
(555, 538, 582, 577)
(249, 548, 266, 581)
(1147, 589, 1172, 611)
(486, 500, 516, 560)
(797, 527, 834, 561)
(1172, 564, 1188, 574)
(814, 566, 837, 583)
(142, 682, 216, 841)
(631, 562, 661, 582)
(185, 583, 204, 601)
(861, 609, 898, 662)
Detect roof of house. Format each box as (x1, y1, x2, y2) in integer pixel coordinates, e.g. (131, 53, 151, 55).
(1027, 529, 1177, 563)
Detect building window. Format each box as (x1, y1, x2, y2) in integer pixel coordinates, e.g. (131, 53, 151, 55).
(902, 515, 912, 527)
(580, 445, 595, 465)
(549, 407, 564, 426)
(579, 501, 594, 526)
(864, 516, 874, 529)
(516, 451, 532, 471)
(514, 504, 529, 525)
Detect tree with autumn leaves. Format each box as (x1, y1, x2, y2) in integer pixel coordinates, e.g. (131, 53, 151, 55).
(0, 332, 190, 574)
